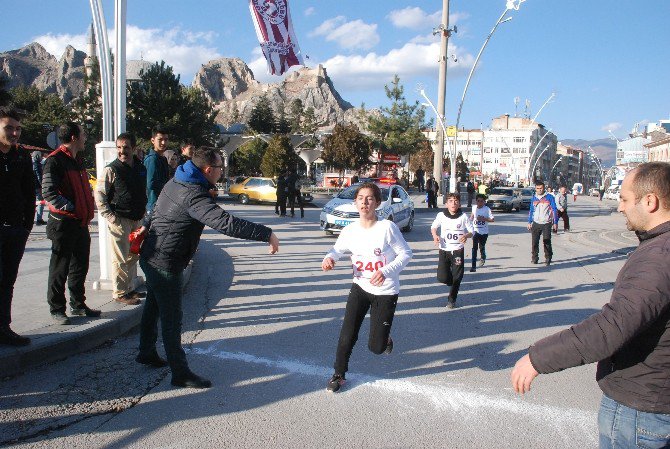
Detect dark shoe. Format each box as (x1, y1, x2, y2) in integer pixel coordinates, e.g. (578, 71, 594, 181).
(70, 306, 102, 317)
(129, 290, 146, 299)
(469, 267, 476, 272)
(35, 219, 47, 226)
(0, 326, 31, 346)
(327, 373, 346, 393)
(384, 337, 393, 354)
(51, 311, 71, 325)
(136, 353, 168, 368)
(531, 258, 539, 264)
(545, 259, 551, 266)
(171, 371, 212, 389)
(115, 294, 141, 305)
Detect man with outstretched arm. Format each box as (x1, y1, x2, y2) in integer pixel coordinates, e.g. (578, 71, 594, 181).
(511, 163, 670, 449)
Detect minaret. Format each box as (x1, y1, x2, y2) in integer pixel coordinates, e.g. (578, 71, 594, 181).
(84, 22, 97, 79)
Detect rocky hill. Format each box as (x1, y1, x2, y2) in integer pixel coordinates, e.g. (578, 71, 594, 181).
(0, 42, 86, 104)
(193, 58, 362, 129)
(561, 138, 616, 167)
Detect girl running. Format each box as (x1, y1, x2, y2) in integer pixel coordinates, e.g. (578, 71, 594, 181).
(322, 183, 412, 393)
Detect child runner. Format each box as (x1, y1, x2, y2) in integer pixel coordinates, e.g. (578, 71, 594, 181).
(470, 194, 494, 272)
(431, 193, 474, 309)
(322, 182, 412, 393)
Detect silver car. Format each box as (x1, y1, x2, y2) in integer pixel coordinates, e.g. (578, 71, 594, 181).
(486, 187, 522, 212)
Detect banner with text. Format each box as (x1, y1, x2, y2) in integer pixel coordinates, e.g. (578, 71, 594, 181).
(248, 0, 304, 75)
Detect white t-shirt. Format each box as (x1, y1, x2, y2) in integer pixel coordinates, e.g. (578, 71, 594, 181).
(325, 220, 412, 295)
(470, 205, 494, 235)
(431, 211, 474, 251)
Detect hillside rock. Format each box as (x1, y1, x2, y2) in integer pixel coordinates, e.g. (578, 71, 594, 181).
(55, 45, 87, 103)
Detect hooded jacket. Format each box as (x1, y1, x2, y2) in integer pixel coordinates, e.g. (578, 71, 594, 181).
(529, 220, 670, 413)
(0, 145, 35, 229)
(141, 161, 273, 273)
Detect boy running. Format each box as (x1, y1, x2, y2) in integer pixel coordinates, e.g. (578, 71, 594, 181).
(431, 193, 474, 309)
(470, 194, 494, 272)
(322, 183, 412, 393)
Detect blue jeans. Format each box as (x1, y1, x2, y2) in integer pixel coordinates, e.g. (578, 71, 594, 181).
(599, 395, 670, 449)
(138, 259, 188, 376)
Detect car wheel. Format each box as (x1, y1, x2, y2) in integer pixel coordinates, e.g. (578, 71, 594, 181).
(402, 212, 414, 232)
(239, 194, 249, 205)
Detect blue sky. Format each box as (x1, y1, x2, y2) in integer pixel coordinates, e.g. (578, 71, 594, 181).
(2, 0, 669, 140)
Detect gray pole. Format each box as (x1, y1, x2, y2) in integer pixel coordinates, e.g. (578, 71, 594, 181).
(434, 0, 450, 196)
(114, 0, 127, 135)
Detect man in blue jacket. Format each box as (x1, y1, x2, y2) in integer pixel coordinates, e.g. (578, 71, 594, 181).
(527, 179, 558, 266)
(137, 147, 279, 389)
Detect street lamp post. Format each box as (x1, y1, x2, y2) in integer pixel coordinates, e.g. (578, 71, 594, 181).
(529, 145, 550, 183)
(526, 127, 553, 182)
(420, 90, 456, 192)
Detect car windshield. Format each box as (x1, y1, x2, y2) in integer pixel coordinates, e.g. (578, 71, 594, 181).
(490, 188, 513, 196)
(522, 189, 533, 196)
(337, 185, 390, 201)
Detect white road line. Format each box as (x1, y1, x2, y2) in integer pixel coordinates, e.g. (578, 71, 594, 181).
(193, 345, 596, 433)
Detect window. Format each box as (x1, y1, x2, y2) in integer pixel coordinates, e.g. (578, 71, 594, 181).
(513, 136, 526, 143)
(245, 178, 261, 187)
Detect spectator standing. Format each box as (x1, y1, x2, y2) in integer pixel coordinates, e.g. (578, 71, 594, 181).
(426, 175, 439, 208)
(0, 107, 34, 346)
(42, 122, 99, 324)
(554, 185, 570, 232)
(286, 169, 304, 218)
(163, 150, 178, 179)
(527, 180, 558, 266)
(144, 126, 170, 216)
(416, 167, 425, 192)
(511, 163, 670, 449)
(179, 140, 195, 165)
(275, 173, 287, 216)
(466, 179, 475, 207)
(32, 150, 46, 225)
(136, 148, 279, 388)
(95, 133, 147, 306)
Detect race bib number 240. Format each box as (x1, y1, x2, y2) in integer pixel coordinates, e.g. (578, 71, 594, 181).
(352, 255, 386, 279)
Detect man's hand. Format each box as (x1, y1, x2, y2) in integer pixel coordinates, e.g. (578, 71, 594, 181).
(322, 257, 335, 271)
(268, 232, 279, 254)
(137, 226, 147, 236)
(209, 188, 219, 199)
(511, 354, 539, 394)
(432, 233, 441, 246)
(458, 235, 468, 243)
(527, 223, 532, 231)
(369, 270, 386, 286)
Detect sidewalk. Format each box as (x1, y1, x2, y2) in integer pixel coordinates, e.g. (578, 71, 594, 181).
(0, 215, 195, 378)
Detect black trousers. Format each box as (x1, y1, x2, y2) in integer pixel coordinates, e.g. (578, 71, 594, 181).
(46, 215, 91, 313)
(427, 191, 437, 208)
(275, 193, 287, 215)
(334, 283, 398, 375)
(531, 222, 553, 262)
(471, 233, 489, 267)
(0, 225, 29, 327)
(138, 258, 189, 376)
(288, 190, 304, 218)
(556, 210, 570, 231)
(437, 248, 465, 299)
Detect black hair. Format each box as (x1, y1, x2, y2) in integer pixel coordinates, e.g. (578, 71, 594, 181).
(116, 132, 136, 148)
(354, 182, 381, 203)
(534, 179, 545, 187)
(0, 106, 23, 121)
(57, 122, 81, 143)
(151, 125, 168, 138)
(192, 147, 221, 169)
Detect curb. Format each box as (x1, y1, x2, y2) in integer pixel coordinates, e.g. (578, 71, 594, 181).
(0, 260, 193, 379)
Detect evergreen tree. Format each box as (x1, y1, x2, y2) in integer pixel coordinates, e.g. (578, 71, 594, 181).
(10, 86, 72, 151)
(232, 137, 267, 176)
(247, 95, 275, 134)
(260, 134, 298, 177)
(274, 106, 291, 134)
(0, 75, 11, 106)
(301, 106, 318, 134)
(288, 98, 303, 133)
(71, 61, 102, 167)
(321, 123, 372, 178)
(230, 103, 241, 124)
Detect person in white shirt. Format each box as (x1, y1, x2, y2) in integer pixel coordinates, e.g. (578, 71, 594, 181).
(322, 183, 412, 393)
(431, 193, 474, 309)
(470, 194, 495, 272)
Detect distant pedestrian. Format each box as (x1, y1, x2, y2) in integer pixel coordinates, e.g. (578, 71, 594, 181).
(511, 162, 670, 449)
(163, 150, 179, 179)
(95, 133, 147, 306)
(144, 125, 170, 216)
(554, 186, 570, 232)
(426, 175, 439, 208)
(466, 179, 475, 207)
(275, 173, 287, 216)
(137, 147, 279, 389)
(179, 139, 195, 165)
(32, 150, 46, 225)
(431, 193, 474, 309)
(598, 187, 605, 201)
(43, 122, 100, 324)
(469, 194, 494, 272)
(527, 180, 558, 266)
(287, 170, 304, 218)
(416, 167, 425, 192)
(322, 182, 412, 393)
(0, 107, 34, 346)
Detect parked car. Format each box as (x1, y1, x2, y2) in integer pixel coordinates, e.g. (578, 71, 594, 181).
(517, 188, 534, 210)
(604, 185, 620, 201)
(486, 187, 522, 212)
(320, 182, 414, 235)
(228, 176, 313, 205)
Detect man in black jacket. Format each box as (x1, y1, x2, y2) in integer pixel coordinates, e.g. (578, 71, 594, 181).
(95, 133, 147, 305)
(0, 107, 34, 346)
(137, 147, 279, 389)
(511, 162, 670, 448)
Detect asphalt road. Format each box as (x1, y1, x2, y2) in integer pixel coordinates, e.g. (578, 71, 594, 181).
(1, 196, 628, 448)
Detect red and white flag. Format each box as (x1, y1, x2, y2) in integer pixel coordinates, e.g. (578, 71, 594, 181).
(248, 0, 304, 75)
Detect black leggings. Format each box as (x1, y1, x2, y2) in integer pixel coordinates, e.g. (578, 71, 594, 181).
(437, 248, 465, 300)
(333, 283, 398, 375)
(471, 233, 489, 267)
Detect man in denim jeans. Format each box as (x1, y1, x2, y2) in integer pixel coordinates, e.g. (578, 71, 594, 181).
(511, 162, 670, 448)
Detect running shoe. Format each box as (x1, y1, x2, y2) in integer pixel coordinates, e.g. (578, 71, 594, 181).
(384, 337, 393, 354)
(327, 374, 346, 393)
(446, 297, 456, 309)
(545, 259, 551, 266)
(479, 259, 486, 267)
(469, 267, 476, 272)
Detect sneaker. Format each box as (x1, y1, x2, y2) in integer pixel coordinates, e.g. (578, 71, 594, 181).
(384, 337, 393, 354)
(479, 259, 486, 267)
(51, 311, 71, 325)
(70, 306, 102, 317)
(171, 371, 212, 389)
(446, 297, 456, 309)
(545, 259, 551, 266)
(136, 352, 168, 368)
(35, 219, 47, 226)
(115, 294, 141, 305)
(327, 373, 346, 393)
(0, 326, 31, 346)
(469, 267, 476, 273)
(531, 258, 539, 264)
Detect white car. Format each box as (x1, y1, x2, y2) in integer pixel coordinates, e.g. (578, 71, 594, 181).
(320, 183, 415, 235)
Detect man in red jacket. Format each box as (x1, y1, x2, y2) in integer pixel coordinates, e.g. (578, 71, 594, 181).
(42, 122, 100, 324)
(511, 162, 670, 448)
